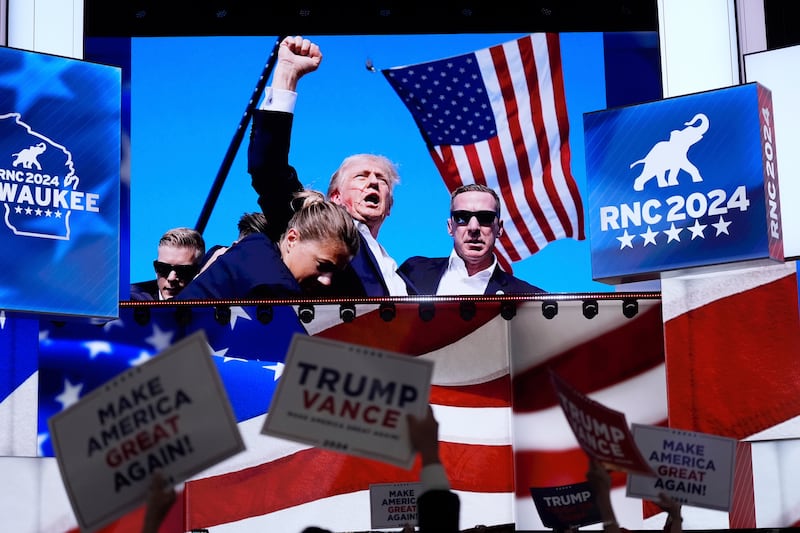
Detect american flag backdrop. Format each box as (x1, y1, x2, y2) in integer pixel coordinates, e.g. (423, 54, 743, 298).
(382, 33, 585, 272)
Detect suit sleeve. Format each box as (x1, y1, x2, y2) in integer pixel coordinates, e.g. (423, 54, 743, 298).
(248, 109, 304, 243)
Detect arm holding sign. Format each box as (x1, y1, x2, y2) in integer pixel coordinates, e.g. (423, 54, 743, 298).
(408, 406, 460, 533)
(141, 471, 176, 533)
(585, 459, 621, 533)
(655, 491, 683, 533)
(585, 458, 683, 533)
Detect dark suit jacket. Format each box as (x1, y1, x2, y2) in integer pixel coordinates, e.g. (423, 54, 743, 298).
(249, 109, 410, 297)
(399, 256, 543, 295)
(129, 279, 159, 301)
(417, 489, 460, 533)
(175, 233, 301, 300)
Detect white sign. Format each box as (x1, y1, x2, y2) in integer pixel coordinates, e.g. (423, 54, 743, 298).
(261, 333, 434, 468)
(626, 423, 736, 511)
(49, 330, 244, 532)
(369, 481, 423, 529)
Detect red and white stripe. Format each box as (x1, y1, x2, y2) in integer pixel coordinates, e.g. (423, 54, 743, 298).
(429, 33, 585, 272)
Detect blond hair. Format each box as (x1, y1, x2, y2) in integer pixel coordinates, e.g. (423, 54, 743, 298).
(284, 190, 360, 256)
(158, 227, 206, 261)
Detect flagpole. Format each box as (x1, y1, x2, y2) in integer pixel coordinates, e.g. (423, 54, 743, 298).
(194, 35, 286, 234)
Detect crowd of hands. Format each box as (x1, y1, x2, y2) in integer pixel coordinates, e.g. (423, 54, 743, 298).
(139, 406, 682, 533)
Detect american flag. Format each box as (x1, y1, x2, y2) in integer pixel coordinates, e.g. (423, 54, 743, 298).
(382, 33, 585, 272)
(3, 274, 800, 530)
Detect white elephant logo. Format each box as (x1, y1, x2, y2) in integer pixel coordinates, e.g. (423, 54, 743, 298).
(631, 113, 709, 191)
(11, 141, 47, 170)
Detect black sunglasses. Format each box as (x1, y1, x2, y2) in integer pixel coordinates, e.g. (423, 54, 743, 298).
(450, 210, 499, 227)
(153, 260, 199, 280)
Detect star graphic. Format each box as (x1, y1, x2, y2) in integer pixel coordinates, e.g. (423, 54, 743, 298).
(712, 216, 732, 236)
(664, 223, 683, 243)
(55, 378, 83, 409)
(688, 219, 707, 240)
(130, 350, 154, 366)
(0, 310, 4, 329)
(83, 340, 112, 359)
(145, 323, 174, 351)
(264, 362, 285, 381)
(640, 226, 658, 246)
(211, 345, 230, 357)
(222, 355, 248, 363)
(0, 52, 76, 114)
(37, 433, 49, 456)
(103, 318, 125, 332)
(228, 306, 252, 329)
(617, 230, 635, 249)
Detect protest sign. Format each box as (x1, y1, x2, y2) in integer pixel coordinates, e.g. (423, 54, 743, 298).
(369, 481, 423, 529)
(530, 481, 603, 529)
(626, 423, 737, 511)
(550, 369, 655, 475)
(261, 333, 434, 468)
(49, 330, 244, 532)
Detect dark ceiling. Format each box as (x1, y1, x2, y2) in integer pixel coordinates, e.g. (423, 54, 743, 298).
(83, 1, 660, 37)
(764, 0, 800, 48)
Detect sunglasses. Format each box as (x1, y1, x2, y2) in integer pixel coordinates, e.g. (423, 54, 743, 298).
(153, 260, 199, 280)
(450, 210, 499, 227)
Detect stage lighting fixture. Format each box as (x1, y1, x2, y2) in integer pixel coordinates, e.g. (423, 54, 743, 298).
(175, 306, 192, 327)
(542, 300, 558, 320)
(459, 301, 476, 321)
(582, 299, 599, 320)
(133, 306, 151, 326)
(214, 305, 231, 325)
(500, 301, 517, 321)
(298, 304, 315, 324)
(379, 302, 396, 322)
(339, 303, 357, 323)
(256, 305, 273, 325)
(418, 302, 435, 322)
(622, 298, 639, 319)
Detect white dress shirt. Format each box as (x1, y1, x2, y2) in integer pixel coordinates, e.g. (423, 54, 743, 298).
(436, 249, 496, 295)
(356, 222, 408, 296)
(259, 87, 297, 112)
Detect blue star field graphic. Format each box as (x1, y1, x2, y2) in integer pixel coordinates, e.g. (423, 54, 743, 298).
(36, 305, 306, 457)
(0, 47, 121, 318)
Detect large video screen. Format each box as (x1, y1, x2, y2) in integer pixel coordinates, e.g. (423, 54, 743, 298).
(85, 9, 662, 301)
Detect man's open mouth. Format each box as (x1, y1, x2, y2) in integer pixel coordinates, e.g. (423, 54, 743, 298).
(363, 192, 381, 206)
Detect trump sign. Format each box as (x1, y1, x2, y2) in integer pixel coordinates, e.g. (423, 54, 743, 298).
(583, 82, 783, 284)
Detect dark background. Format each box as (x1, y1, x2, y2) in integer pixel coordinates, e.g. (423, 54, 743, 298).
(83, 0, 661, 36)
(84, 1, 800, 52)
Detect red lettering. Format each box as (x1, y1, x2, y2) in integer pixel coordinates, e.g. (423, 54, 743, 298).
(383, 409, 400, 428)
(302, 390, 320, 408)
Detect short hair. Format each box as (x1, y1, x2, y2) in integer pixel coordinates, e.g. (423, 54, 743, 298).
(237, 212, 268, 238)
(450, 183, 501, 215)
(158, 227, 206, 261)
(285, 190, 360, 257)
(327, 153, 401, 207)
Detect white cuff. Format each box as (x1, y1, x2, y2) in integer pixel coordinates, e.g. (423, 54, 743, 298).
(259, 87, 297, 113)
(419, 463, 450, 492)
